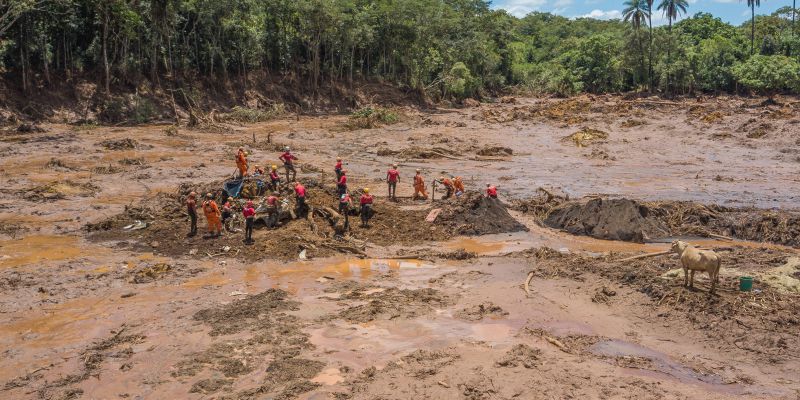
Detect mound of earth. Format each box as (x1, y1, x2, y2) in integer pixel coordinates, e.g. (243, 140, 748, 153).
(544, 198, 666, 243)
(24, 180, 98, 201)
(436, 191, 528, 235)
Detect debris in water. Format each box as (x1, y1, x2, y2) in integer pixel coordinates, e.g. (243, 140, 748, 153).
(563, 127, 609, 147)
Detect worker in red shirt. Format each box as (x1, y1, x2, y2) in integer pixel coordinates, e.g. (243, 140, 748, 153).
(265, 192, 280, 228)
(337, 169, 348, 196)
(186, 192, 198, 237)
(269, 165, 281, 192)
(294, 181, 307, 217)
(335, 157, 344, 180)
(386, 164, 400, 201)
(486, 184, 498, 199)
(279, 147, 298, 183)
(242, 200, 256, 244)
(359, 188, 374, 227)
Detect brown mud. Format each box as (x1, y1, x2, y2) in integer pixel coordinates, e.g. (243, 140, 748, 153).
(1, 94, 800, 399)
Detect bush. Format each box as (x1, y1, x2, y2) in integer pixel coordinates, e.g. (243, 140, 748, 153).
(444, 62, 477, 101)
(732, 55, 800, 96)
(345, 107, 399, 130)
(221, 103, 286, 123)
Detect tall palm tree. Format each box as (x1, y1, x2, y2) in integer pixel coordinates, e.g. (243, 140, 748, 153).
(623, 0, 650, 89)
(791, 0, 795, 38)
(646, 0, 654, 90)
(657, 0, 689, 92)
(745, 0, 761, 54)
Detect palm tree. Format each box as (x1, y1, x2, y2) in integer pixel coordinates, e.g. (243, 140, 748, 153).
(657, 0, 689, 92)
(646, 0, 654, 90)
(623, 0, 650, 89)
(745, 0, 761, 54)
(791, 0, 795, 38)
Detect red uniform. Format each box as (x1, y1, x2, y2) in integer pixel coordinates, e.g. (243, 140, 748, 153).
(335, 160, 342, 170)
(338, 175, 347, 185)
(295, 184, 306, 197)
(486, 186, 498, 198)
(360, 194, 374, 205)
(387, 169, 399, 183)
(269, 171, 280, 181)
(266, 195, 278, 206)
(280, 152, 297, 165)
(242, 206, 256, 218)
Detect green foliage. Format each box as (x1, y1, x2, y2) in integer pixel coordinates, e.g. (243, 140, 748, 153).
(444, 62, 476, 101)
(732, 55, 800, 95)
(221, 104, 286, 123)
(346, 107, 399, 130)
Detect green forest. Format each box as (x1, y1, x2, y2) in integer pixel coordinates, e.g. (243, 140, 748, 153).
(1, 0, 799, 101)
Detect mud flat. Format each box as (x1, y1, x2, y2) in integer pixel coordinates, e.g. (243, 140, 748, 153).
(1, 94, 799, 399)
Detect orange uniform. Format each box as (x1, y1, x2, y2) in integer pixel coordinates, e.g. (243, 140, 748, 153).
(202, 199, 222, 233)
(413, 173, 428, 200)
(236, 150, 248, 177)
(453, 176, 465, 193)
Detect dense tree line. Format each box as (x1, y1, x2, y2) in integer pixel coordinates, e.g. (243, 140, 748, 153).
(1, 0, 798, 101)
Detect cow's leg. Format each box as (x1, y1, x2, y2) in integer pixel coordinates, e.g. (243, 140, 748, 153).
(683, 267, 688, 287)
(689, 270, 695, 288)
(709, 270, 717, 294)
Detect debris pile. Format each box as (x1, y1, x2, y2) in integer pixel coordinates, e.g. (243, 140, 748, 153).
(544, 198, 668, 243)
(435, 191, 528, 235)
(563, 127, 609, 147)
(24, 180, 98, 201)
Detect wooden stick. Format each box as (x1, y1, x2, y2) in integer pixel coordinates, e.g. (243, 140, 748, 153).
(524, 271, 534, 296)
(708, 233, 734, 241)
(615, 250, 671, 262)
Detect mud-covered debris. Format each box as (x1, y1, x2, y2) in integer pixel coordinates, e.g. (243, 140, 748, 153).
(620, 119, 646, 128)
(92, 164, 125, 174)
(334, 287, 453, 323)
(119, 157, 146, 166)
(189, 378, 232, 394)
(455, 302, 508, 321)
(99, 138, 140, 150)
(194, 288, 299, 335)
(437, 248, 477, 260)
(24, 180, 98, 201)
(463, 98, 480, 107)
(46, 158, 78, 171)
(563, 127, 608, 147)
(476, 146, 513, 157)
(495, 344, 541, 368)
(499, 96, 517, 104)
(16, 123, 46, 133)
(591, 286, 617, 304)
(130, 263, 172, 284)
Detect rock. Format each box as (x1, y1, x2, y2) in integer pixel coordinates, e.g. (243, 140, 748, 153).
(463, 98, 480, 108)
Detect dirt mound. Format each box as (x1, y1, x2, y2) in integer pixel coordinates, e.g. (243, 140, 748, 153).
(455, 302, 508, 321)
(377, 145, 460, 160)
(544, 198, 666, 243)
(495, 344, 541, 368)
(436, 191, 528, 235)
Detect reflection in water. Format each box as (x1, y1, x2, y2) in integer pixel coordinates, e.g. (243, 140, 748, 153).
(0, 235, 87, 268)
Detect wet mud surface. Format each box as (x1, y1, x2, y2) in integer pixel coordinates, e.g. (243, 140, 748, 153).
(1, 95, 800, 399)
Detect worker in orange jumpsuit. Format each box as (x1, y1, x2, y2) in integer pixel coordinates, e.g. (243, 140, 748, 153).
(202, 193, 222, 237)
(437, 176, 454, 199)
(453, 176, 465, 197)
(236, 147, 248, 178)
(413, 169, 428, 200)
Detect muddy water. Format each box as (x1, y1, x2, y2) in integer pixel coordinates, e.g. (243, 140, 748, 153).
(0, 235, 88, 268)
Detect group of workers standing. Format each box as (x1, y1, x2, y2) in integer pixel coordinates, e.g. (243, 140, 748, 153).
(186, 143, 499, 243)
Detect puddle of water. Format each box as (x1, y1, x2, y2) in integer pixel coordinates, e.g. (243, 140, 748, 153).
(590, 339, 760, 395)
(182, 271, 230, 288)
(445, 237, 504, 254)
(0, 235, 87, 268)
(273, 258, 433, 282)
(311, 367, 345, 385)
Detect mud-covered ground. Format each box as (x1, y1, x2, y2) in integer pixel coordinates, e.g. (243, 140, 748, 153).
(1, 94, 800, 399)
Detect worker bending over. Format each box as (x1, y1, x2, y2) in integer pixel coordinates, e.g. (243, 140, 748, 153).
(265, 192, 280, 228)
(437, 176, 454, 199)
(453, 176, 465, 197)
(486, 184, 498, 199)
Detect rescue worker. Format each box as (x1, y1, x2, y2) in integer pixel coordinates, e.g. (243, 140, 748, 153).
(253, 165, 265, 176)
(453, 176, 465, 197)
(413, 169, 428, 200)
(253, 165, 266, 195)
(360, 188, 374, 228)
(265, 192, 280, 228)
(236, 147, 248, 178)
(339, 192, 353, 230)
(202, 193, 222, 237)
(221, 199, 233, 231)
(279, 147, 298, 183)
(269, 165, 281, 192)
(486, 184, 498, 199)
(242, 200, 256, 244)
(294, 181, 307, 217)
(437, 176, 454, 199)
(337, 169, 348, 196)
(186, 191, 198, 237)
(335, 157, 344, 180)
(386, 164, 400, 201)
